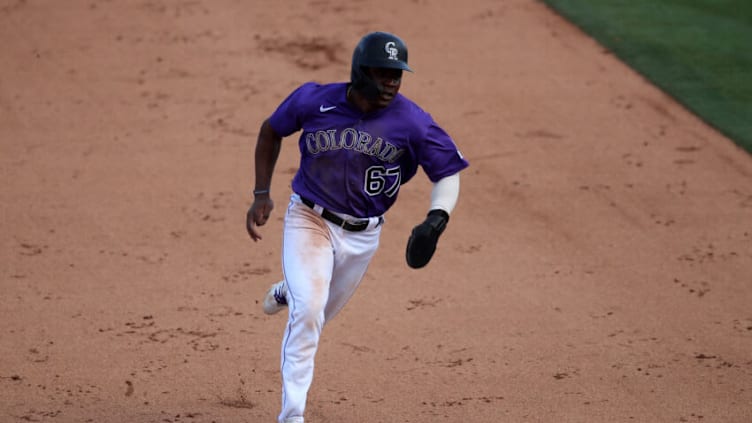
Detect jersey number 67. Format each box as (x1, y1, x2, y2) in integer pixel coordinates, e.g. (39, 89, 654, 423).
(364, 165, 401, 197)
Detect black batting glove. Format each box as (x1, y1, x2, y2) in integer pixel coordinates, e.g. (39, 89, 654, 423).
(405, 209, 449, 269)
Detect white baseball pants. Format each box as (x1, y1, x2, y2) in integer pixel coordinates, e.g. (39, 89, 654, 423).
(277, 194, 383, 423)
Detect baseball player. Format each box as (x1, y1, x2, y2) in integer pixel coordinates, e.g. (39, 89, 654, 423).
(245, 31, 469, 423)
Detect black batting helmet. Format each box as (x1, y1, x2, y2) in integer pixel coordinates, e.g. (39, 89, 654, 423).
(350, 32, 412, 99)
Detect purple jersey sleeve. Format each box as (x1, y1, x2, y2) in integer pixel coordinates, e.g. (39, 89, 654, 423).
(267, 83, 314, 137)
(266, 82, 468, 217)
(411, 114, 469, 183)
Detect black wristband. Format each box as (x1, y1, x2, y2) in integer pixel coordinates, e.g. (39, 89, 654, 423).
(427, 209, 449, 221)
(425, 209, 449, 234)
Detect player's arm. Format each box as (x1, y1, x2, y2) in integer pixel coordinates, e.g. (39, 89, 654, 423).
(246, 118, 283, 242)
(405, 172, 460, 268)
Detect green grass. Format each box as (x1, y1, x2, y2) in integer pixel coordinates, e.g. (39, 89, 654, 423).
(541, 0, 752, 153)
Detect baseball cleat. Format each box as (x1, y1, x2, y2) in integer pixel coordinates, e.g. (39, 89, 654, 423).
(263, 280, 288, 315)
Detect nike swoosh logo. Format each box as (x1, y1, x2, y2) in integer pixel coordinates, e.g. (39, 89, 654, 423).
(319, 105, 337, 112)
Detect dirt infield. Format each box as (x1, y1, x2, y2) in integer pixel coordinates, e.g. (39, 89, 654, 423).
(2, 1, 751, 422)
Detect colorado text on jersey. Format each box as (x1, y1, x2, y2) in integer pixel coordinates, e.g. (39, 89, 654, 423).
(304, 128, 405, 163)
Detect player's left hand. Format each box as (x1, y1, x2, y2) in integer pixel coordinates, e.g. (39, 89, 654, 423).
(405, 209, 449, 268)
(246, 196, 274, 242)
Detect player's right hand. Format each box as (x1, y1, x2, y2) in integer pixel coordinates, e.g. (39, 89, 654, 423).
(246, 197, 274, 242)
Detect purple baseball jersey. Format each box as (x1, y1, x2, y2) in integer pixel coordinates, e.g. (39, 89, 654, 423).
(268, 82, 469, 218)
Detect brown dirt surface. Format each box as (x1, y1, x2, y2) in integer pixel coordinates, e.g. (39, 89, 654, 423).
(2, 1, 751, 422)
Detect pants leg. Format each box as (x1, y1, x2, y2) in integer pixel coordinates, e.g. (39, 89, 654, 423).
(276, 197, 381, 423)
(324, 226, 381, 322)
(278, 201, 333, 422)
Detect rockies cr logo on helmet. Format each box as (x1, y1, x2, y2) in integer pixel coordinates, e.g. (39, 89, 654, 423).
(385, 41, 399, 60)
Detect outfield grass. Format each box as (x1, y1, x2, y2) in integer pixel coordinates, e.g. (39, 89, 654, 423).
(541, 0, 752, 153)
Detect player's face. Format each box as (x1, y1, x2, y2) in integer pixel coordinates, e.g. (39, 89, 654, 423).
(368, 67, 402, 108)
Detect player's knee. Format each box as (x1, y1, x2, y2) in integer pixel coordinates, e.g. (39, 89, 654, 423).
(291, 299, 327, 326)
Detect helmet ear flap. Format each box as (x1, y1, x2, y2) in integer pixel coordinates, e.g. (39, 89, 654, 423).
(351, 65, 381, 100)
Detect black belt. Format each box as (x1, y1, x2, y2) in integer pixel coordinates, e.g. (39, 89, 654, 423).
(300, 197, 371, 232)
